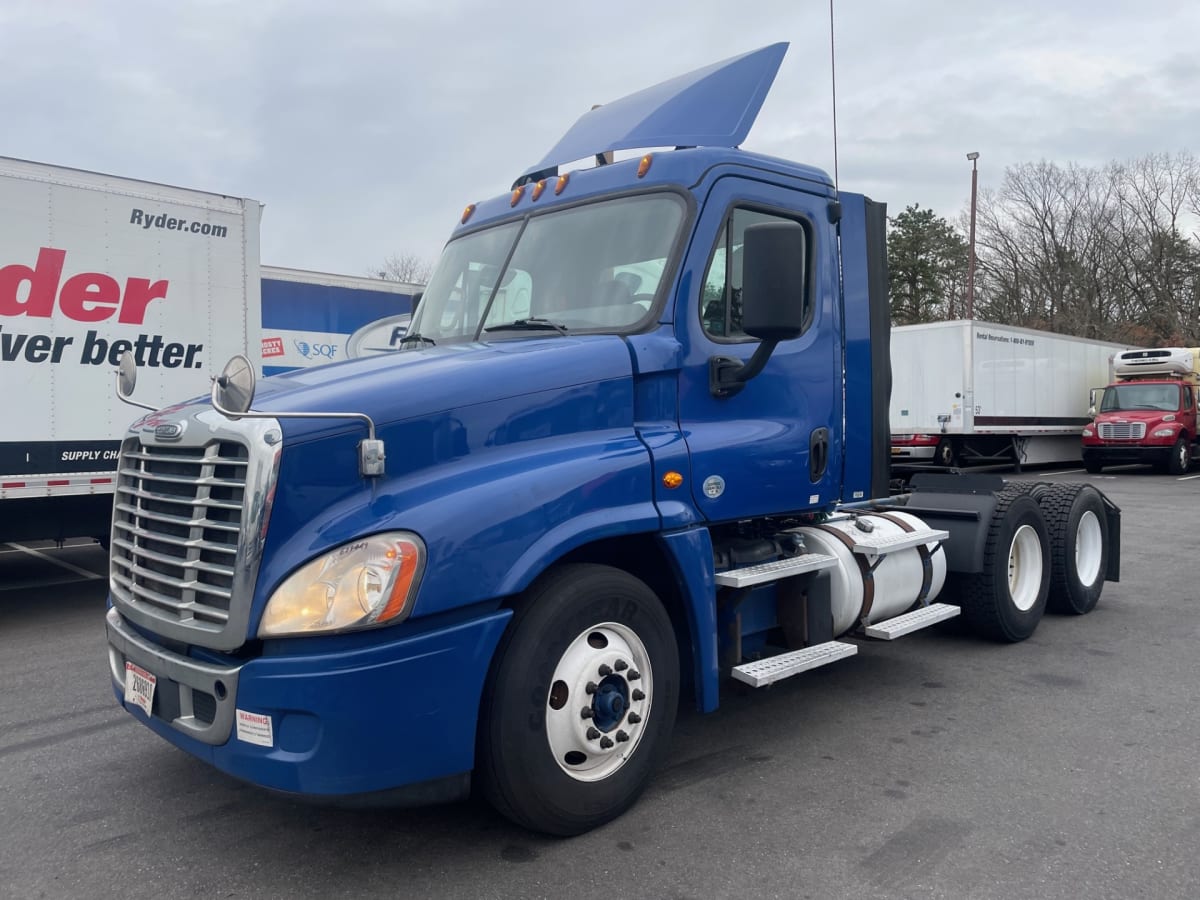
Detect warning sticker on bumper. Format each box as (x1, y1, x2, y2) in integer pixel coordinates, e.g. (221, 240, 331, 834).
(235, 709, 274, 747)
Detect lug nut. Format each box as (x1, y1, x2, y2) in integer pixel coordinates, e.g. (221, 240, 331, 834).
(616, 730, 629, 743)
(627, 712, 641, 724)
(628, 670, 641, 681)
(581, 707, 594, 719)
(586, 727, 601, 740)
(598, 664, 612, 677)
(632, 689, 645, 701)
(585, 681, 598, 695)
(614, 659, 628, 671)
(599, 736, 614, 749)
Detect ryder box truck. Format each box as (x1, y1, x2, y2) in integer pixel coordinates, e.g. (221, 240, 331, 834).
(0, 156, 263, 545)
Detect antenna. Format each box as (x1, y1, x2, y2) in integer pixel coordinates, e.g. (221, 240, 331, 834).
(829, 0, 839, 192)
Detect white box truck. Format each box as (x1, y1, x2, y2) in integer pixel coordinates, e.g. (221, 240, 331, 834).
(0, 156, 263, 544)
(890, 320, 1130, 468)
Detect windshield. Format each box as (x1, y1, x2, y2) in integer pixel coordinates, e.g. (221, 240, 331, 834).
(409, 193, 685, 343)
(1100, 383, 1181, 412)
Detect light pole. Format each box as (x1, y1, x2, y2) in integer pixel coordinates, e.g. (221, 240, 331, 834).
(966, 151, 979, 320)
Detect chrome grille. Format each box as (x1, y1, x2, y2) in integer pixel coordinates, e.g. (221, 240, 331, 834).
(111, 441, 247, 632)
(109, 410, 280, 651)
(1098, 422, 1146, 440)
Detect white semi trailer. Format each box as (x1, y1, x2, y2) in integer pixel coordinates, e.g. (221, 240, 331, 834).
(890, 320, 1130, 468)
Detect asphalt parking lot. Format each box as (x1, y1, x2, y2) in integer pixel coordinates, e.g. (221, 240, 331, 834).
(2, 465, 1198, 900)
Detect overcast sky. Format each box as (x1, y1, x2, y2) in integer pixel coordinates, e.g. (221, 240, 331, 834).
(2, 1, 1197, 277)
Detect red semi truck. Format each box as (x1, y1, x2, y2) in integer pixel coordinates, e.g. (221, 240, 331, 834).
(1082, 347, 1200, 474)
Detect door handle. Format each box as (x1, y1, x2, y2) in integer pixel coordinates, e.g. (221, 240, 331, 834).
(810, 427, 829, 481)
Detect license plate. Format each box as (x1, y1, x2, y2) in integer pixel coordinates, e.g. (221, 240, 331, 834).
(124, 661, 156, 717)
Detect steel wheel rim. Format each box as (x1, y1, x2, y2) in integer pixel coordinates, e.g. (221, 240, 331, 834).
(1008, 524, 1042, 612)
(545, 621, 653, 782)
(1074, 510, 1103, 587)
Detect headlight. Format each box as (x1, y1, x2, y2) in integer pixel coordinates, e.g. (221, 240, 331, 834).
(259, 532, 425, 637)
(1153, 427, 1175, 438)
(1082, 427, 1094, 437)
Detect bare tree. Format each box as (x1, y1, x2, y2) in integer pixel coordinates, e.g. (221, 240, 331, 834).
(970, 152, 1200, 346)
(374, 253, 434, 286)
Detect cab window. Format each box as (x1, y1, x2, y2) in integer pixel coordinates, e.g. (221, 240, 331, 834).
(701, 207, 803, 339)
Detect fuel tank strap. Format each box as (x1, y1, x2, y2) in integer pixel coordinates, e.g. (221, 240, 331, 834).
(811, 524, 875, 624)
(870, 512, 935, 606)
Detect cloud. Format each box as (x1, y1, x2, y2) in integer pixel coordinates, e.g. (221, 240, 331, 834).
(1, 0, 1195, 275)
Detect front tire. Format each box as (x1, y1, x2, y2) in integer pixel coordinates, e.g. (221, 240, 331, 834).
(954, 493, 1050, 642)
(1037, 484, 1109, 615)
(1083, 456, 1103, 475)
(477, 564, 679, 836)
(1167, 436, 1190, 475)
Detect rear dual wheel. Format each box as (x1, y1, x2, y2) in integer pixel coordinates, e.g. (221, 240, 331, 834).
(955, 492, 1050, 642)
(1037, 484, 1109, 615)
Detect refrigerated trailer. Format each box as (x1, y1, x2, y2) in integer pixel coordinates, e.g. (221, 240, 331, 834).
(890, 321, 1130, 468)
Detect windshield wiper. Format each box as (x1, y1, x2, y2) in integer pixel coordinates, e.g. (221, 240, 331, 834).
(397, 332, 436, 347)
(483, 317, 570, 335)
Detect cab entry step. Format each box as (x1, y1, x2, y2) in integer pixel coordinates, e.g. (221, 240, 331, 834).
(731, 640, 857, 687)
(850, 528, 949, 560)
(864, 602, 960, 640)
(714, 553, 838, 589)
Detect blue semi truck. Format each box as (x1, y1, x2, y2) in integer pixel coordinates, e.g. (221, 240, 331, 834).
(105, 44, 1120, 835)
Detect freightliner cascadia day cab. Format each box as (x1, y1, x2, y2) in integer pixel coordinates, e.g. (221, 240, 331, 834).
(889, 320, 1130, 470)
(1082, 347, 1200, 474)
(105, 45, 1121, 835)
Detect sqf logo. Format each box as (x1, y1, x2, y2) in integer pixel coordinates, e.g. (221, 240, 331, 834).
(294, 339, 338, 360)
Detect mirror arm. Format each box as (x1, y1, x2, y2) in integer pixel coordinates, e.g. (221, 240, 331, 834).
(210, 380, 386, 478)
(114, 367, 157, 412)
(708, 340, 779, 398)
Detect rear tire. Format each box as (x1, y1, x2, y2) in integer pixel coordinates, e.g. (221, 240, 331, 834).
(935, 439, 958, 468)
(1167, 436, 1189, 475)
(477, 564, 679, 836)
(1036, 484, 1109, 615)
(954, 493, 1050, 642)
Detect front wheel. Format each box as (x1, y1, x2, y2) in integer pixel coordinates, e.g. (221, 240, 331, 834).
(953, 493, 1050, 642)
(1167, 436, 1190, 475)
(1083, 456, 1103, 475)
(477, 564, 679, 836)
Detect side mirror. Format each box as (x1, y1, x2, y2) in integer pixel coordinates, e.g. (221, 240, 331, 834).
(709, 222, 809, 398)
(114, 350, 157, 411)
(741, 221, 809, 341)
(211, 354, 257, 416)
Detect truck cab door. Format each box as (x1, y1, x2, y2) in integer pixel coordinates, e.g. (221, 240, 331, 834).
(674, 177, 841, 521)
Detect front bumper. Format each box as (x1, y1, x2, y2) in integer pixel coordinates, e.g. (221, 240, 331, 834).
(890, 445, 937, 461)
(1082, 444, 1173, 466)
(106, 605, 511, 796)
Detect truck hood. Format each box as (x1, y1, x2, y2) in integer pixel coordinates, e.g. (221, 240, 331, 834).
(248, 335, 635, 443)
(1094, 410, 1180, 422)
